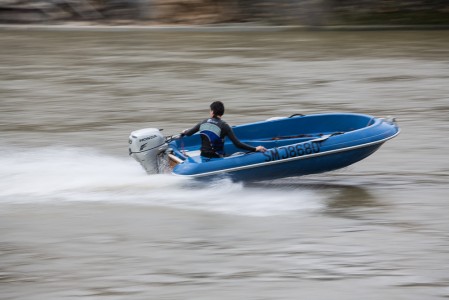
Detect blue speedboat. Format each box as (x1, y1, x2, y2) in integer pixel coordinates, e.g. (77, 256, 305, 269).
(129, 113, 400, 181)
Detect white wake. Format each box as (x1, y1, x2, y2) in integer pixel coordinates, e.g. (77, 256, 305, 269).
(0, 147, 324, 216)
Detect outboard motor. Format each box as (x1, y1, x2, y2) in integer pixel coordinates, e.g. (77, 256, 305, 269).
(129, 128, 168, 174)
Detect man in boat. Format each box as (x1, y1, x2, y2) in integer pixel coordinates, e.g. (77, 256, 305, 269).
(181, 101, 267, 158)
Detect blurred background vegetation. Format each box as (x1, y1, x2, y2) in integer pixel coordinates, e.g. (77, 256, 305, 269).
(0, 0, 448, 26)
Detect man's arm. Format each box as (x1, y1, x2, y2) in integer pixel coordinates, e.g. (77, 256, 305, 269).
(182, 122, 201, 136)
(224, 124, 257, 152)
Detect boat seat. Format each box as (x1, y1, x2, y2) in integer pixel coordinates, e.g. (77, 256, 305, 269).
(225, 152, 246, 159)
(184, 150, 247, 159)
(183, 150, 201, 157)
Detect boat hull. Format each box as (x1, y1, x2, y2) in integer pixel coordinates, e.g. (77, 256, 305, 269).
(169, 113, 400, 181)
(217, 143, 383, 181)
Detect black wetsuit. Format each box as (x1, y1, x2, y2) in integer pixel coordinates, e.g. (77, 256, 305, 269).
(183, 117, 256, 158)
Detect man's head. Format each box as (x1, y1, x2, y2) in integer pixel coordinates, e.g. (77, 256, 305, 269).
(210, 101, 225, 117)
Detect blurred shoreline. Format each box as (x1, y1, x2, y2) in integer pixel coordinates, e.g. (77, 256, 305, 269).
(1, 22, 449, 32)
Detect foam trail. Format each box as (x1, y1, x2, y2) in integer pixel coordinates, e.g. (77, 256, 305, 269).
(0, 147, 324, 216)
(0, 147, 180, 196)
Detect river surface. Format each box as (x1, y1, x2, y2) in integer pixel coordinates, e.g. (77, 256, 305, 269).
(0, 27, 448, 300)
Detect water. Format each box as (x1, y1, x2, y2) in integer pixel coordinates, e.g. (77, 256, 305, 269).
(1, 27, 448, 299)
